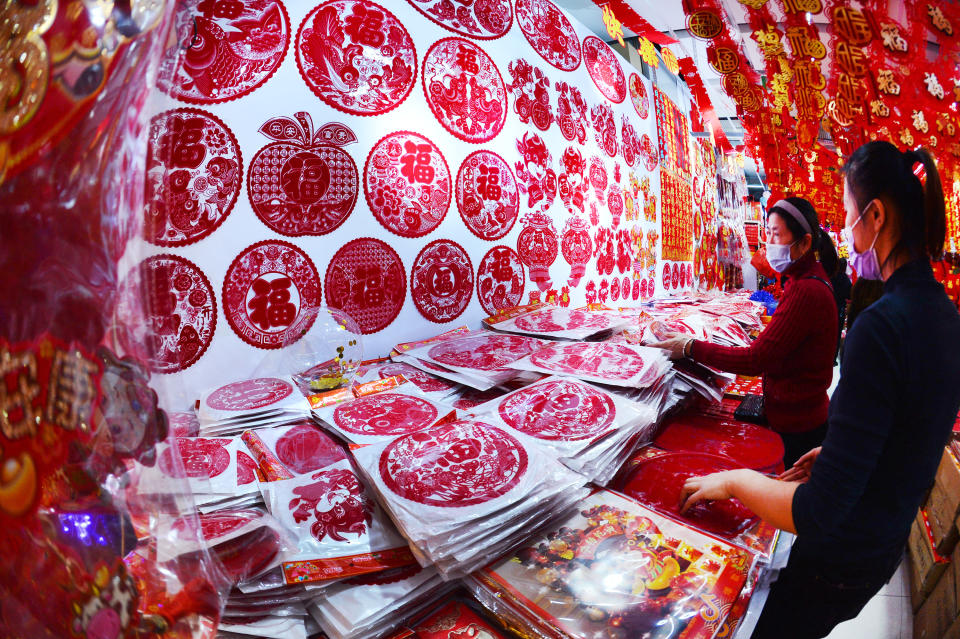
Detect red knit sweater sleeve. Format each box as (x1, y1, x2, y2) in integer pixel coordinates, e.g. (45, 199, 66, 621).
(691, 281, 819, 376)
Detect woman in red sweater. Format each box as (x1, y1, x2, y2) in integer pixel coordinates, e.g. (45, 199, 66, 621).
(656, 197, 839, 466)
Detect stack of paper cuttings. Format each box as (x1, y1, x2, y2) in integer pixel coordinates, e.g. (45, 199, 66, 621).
(353, 360, 460, 402)
(508, 341, 671, 389)
(486, 305, 634, 341)
(352, 417, 589, 579)
(197, 376, 312, 435)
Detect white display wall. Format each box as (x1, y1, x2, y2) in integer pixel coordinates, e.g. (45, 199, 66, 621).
(126, 0, 676, 405)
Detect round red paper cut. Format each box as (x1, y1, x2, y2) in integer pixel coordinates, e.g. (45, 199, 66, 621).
(173, 509, 263, 539)
(404, 0, 513, 39)
(411, 240, 474, 323)
(428, 333, 540, 371)
(377, 362, 456, 393)
(145, 108, 243, 247)
(515, 310, 563, 332)
(296, 0, 416, 116)
(379, 420, 528, 507)
(672, 262, 680, 289)
(629, 73, 649, 119)
(499, 379, 615, 441)
(364, 131, 451, 238)
(248, 118, 359, 236)
(160, 438, 231, 479)
(654, 416, 784, 471)
(223, 240, 321, 349)
(621, 452, 758, 536)
(662, 264, 672, 290)
(640, 134, 658, 172)
(275, 422, 348, 474)
(117, 254, 217, 374)
(582, 36, 626, 103)
(207, 377, 294, 411)
(515, 308, 612, 333)
(476, 246, 526, 316)
(157, 0, 291, 104)
(325, 238, 406, 334)
(422, 38, 507, 143)
(334, 393, 440, 436)
(451, 387, 507, 411)
(456, 150, 519, 240)
(238, 450, 258, 485)
(530, 342, 644, 381)
(515, 0, 581, 71)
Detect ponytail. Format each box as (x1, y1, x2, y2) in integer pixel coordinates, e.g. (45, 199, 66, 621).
(816, 227, 840, 278)
(903, 148, 946, 259)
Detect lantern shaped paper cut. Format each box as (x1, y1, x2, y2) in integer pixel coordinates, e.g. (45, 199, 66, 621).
(562, 215, 593, 287)
(517, 212, 559, 291)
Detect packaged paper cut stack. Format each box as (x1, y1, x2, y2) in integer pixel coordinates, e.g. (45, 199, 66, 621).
(352, 417, 590, 579)
(485, 305, 634, 341)
(466, 376, 657, 484)
(396, 330, 548, 390)
(386, 594, 516, 638)
(353, 359, 461, 401)
(469, 489, 754, 639)
(308, 564, 455, 639)
(218, 615, 308, 639)
(508, 340, 671, 389)
(197, 376, 313, 435)
(671, 357, 735, 403)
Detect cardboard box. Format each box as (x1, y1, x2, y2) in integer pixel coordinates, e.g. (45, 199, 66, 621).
(926, 448, 960, 556)
(915, 565, 957, 639)
(910, 508, 952, 611)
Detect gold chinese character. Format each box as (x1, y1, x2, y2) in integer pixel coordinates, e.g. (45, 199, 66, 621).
(781, 0, 823, 14)
(752, 25, 784, 57)
(900, 128, 915, 146)
(710, 46, 739, 75)
(837, 72, 865, 104)
(688, 10, 723, 40)
(638, 37, 659, 68)
(785, 26, 826, 59)
(45, 349, 99, 432)
(0, 348, 40, 440)
(833, 7, 873, 45)
(925, 72, 945, 100)
(835, 41, 867, 77)
(792, 60, 826, 90)
(870, 99, 890, 117)
(876, 69, 900, 96)
(913, 110, 930, 134)
(738, 0, 770, 7)
(880, 24, 908, 52)
(602, 5, 626, 48)
(929, 4, 954, 36)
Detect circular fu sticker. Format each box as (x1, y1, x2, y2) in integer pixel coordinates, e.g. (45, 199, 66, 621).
(275, 422, 348, 474)
(411, 240, 474, 323)
(582, 36, 626, 103)
(404, 0, 513, 39)
(206, 377, 294, 411)
(476, 245, 525, 316)
(325, 238, 406, 334)
(334, 393, 440, 437)
(422, 37, 507, 143)
(499, 380, 615, 441)
(515, 0, 581, 71)
(117, 254, 217, 374)
(145, 108, 243, 247)
(159, 438, 231, 479)
(364, 131, 451, 238)
(248, 116, 359, 236)
(629, 73, 649, 119)
(379, 420, 528, 507)
(157, 0, 292, 104)
(222, 240, 322, 349)
(456, 150, 519, 241)
(530, 342, 645, 381)
(296, 0, 417, 116)
(427, 333, 540, 371)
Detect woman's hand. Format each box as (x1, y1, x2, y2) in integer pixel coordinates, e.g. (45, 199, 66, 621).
(777, 447, 821, 483)
(679, 470, 743, 513)
(651, 336, 690, 360)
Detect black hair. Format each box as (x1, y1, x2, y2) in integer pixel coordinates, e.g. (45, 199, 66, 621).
(768, 196, 840, 277)
(842, 141, 946, 265)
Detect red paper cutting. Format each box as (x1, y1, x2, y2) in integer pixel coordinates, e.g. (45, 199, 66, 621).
(411, 240, 474, 324)
(404, 0, 513, 39)
(583, 36, 627, 103)
(477, 246, 526, 317)
(499, 379, 616, 441)
(334, 393, 440, 437)
(325, 238, 406, 334)
(456, 150, 520, 240)
(515, 0, 582, 71)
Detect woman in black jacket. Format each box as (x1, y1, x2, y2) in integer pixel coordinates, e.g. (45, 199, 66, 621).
(678, 141, 960, 638)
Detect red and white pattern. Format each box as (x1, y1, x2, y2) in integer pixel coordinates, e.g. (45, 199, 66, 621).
(404, 0, 513, 39)
(498, 379, 615, 441)
(325, 238, 406, 334)
(514, 132, 557, 213)
(517, 212, 559, 291)
(515, 341, 665, 387)
(157, 0, 291, 104)
(507, 58, 553, 132)
(477, 246, 526, 316)
(515, 0, 581, 71)
(238, 450, 258, 485)
(555, 81, 590, 144)
(222, 240, 321, 349)
(427, 333, 541, 372)
(607, 183, 624, 227)
(422, 38, 507, 143)
(590, 102, 618, 158)
(206, 377, 294, 411)
(378, 420, 528, 507)
(145, 108, 242, 247)
(296, 0, 417, 116)
(273, 422, 349, 475)
(582, 36, 626, 103)
(411, 240, 474, 323)
(561, 215, 592, 287)
(159, 437, 232, 479)
(364, 131, 451, 238)
(558, 146, 586, 215)
(248, 115, 358, 236)
(456, 150, 519, 241)
(375, 362, 456, 394)
(117, 254, 216, 373)
(640, 133, 658, 172)
(620, 116, 640, 168)
(334, 393, 440, 437)
(629, 73, 649, 119)
(288, 466, 373, 542)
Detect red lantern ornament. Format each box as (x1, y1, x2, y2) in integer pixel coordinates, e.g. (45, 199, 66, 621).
(561, 215, 593, 287)
(517, 212, 559, 291)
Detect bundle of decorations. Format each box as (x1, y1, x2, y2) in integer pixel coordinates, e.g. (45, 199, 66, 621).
(352, 417, 590, 579)
(395, 330, 548, 390)
(383, 594, 517, 639)
(196, 376, 314, 435)
(465, 376, 658, 485)
(468, 489, 755, 639)
(507, 341, 672, 389)
(484, 304, 634, 341)
(352, 360, 461, 402)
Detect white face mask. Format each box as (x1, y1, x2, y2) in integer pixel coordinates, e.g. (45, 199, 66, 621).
(766, 240, 797, 273)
